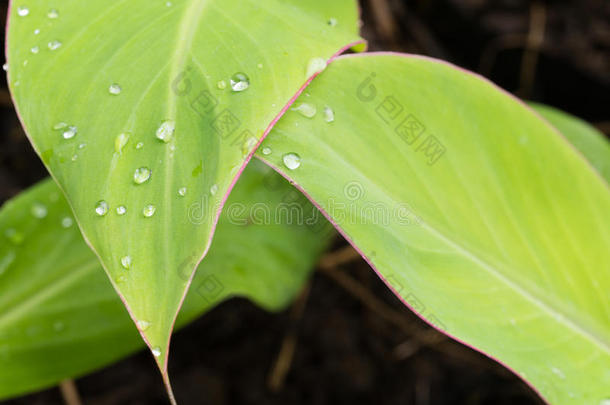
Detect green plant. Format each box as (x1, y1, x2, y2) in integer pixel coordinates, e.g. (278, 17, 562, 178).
(3, 1, 609, 404)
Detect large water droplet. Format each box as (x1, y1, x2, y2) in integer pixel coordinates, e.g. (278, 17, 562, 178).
(133, 167, 151, 184)
(62, 126, 77, 139)
(324, 106, 335, 123)
(151, 346, 162, 357)
(115, 133, 129, 154)
(143, 204, 156, 218)
(230, 72, 250, 92)
(47, 8, 59, 19)
(108, 83, 122, 95)
(61, 216, 73, 228)
(17, 6, 30, 17)
(137, 320, 151, 331)
(306, 57, 327, 77)
(178, 187, 187, 197)
(116, 205, 127, 215)
(262, 147, 272, 155)
(95, 200, 109, 216)
(48, 40, 62, 51)
(120, 255, 132, 269)
(156, 120, 175, 143)
(283, 153, 301, 170)
(31, 202, 48, 219)
(292, 103, 317, 118)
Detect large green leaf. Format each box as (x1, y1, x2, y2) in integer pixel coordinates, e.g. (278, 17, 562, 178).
(256, 53, 610, 404)
(0, 159, 332, 400)
(531, 103, 610, 183)
(6, 0, 362, 374)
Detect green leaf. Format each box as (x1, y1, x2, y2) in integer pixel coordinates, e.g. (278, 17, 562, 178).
(256, 53, 610, 404)
(0, 159, 332, 400)
(531, 103, 610, 183)
(6, 0, 362, 373)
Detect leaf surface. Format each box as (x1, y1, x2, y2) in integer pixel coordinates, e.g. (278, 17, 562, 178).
(257, 53, 610, 404)
(6, 0, 361, 372)
(0, 160, 332, 400)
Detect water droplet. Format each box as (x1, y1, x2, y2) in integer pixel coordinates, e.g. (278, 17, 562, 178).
(550, 367, 565, 380)
(137, 320, 150, 331)
(31, 202, 48, 219)
(306, 57, 327, 77)
(95, 201, 109, 216)
(108, 83, 121, 95)
(78, 143, 87, 149)
(48, 40, 62, 51)
(292, 103, 317, 118)
(216, 80, 226, 90)
(120, 255, 132, 269)
(257, 63, 263, 69)
(71, 154, 78, 162)
(136, 142, 144, 150)
(62, 126, 77, 139)
(47, 8, 59, 19)
(282, 153, 301, 170)
(30, 46, 40, 54)
(115, 133, 130, 154)
(133, 167, 151, 184)
(143, 204, 156, 217)
(151, 346, 162, 357)
(156, 120, 175, 143)
(61, 216, 73, 228)
(116, 205, 127, 215)
(17, 6, 29, 17)
(328, 17, 338, 27)
(242, 136, 257, 157)
(210, 184, 218, 196)
(34, 28, 40, 35)
(53, 122, 68, 130)
(230, 72, 250, 92)
(262, 147, 272, 155)
(2, 63, 7, 72)
(178, 187, 187, 197)
(324, 105, 335, 123)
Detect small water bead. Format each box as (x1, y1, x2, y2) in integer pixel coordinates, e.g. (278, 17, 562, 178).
(116, 205, 127, 215)
(257, 63, 263, 69)
(53, 122, 68, 130)
(306, 57, 327, 77)
(17, 6, 30, 17)
(47, 9, 59, 19)
(30, 46, 40, 54)
(230, 72, 250, 92)
(550, 367, 565, 380)
(31, 202, 48, 219)
(178, 187, 187, 197)
(115, 133, 129, 153)
(151, 347, 162, 357)
(133, 167, 151, 184)
(48, 40, 62, 51)
(71, 154, 78, 162)
(136, 142, 144, 150)
(2, 64, 7, 72)
(120, 255, 132, 269)
(292, 103, 317, 118)
(242, 136, 257, 157)
(216, 80, 226, 90)
(328, 17, 338, 27)
(34, 29, 40, 35)
(262, 147, 272, 155)
(282, 153, 301, 170)
(62, 126, 77, 139)
(78, 143, 87, 149)
(108, 83, 122, 95)
(95, 200, 109, 216)
(210, 184, 218, 196)
(156, 120, 175, 143)
(61, 216, 73, 228)
(143, 204, 156, 217)
(137, 320, 151, 331)
(324, 106, 335, 122)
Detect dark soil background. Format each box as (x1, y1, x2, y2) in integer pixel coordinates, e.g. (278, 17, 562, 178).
(1, 0, 609, 404)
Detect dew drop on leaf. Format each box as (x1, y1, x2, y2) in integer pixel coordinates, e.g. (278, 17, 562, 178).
(262, 147, 272, 155)
(120, 255, 132, 269)
(17, 6, 29, 17)
(116, 205, 127, 215)
(216, 80, 226, 90)
(230, 73, 250, 92)
(283, 153, 301, 170)
(108, 83, 122, 95)
(156, 120, 175, 143)
(62, 126, 77, 139)
(292, 103, 317, 118)
(95, 200, 109, 216)
(210, 184, 218, 196)
(61, 216, 73, 228)
(115, 133, 130, 154)
(324, 105, 335, 123)
(133, 167, 151, 184)
(47, 8, 59, 19)
(53, 122, 68, 130)
(137, 320, 151, 331)
(47, 40, 62, 51)
(328, 17, 338, 27)
(31, 202, 48, 219)
(152, 347, 162, 357)
(306, 57, 326, 77)
(136, 142, 144, 150)
(2, 63, 7, 72)
(30, 46, 39, 54)
(178, 187, 187, 197)
(143, 204, 156, 218)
